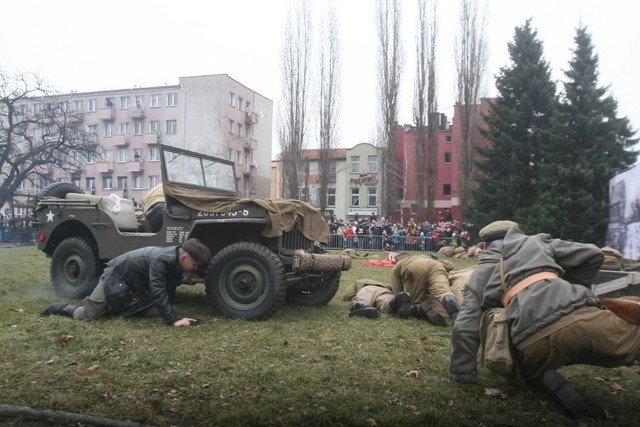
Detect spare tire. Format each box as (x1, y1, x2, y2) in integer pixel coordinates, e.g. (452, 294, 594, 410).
(33, 182, 83, 210)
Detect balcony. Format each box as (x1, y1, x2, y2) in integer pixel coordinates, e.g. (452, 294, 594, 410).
(142, 132, 161, 144)
(96, 161, 114, 173)
(126, 160, 144, 172)
(127, 106, 145, 119)
(244, 138, 257, 151)
(97, 107, 116, 121)
(245, 111, 259, 125)
(112, 134, 129, 146)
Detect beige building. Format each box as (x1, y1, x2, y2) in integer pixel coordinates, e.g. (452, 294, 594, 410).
(10, 74, 272, 213)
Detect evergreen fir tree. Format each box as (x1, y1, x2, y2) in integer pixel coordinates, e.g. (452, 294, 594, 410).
(467, 20, 558, 229)
(527, 25, 638, 245)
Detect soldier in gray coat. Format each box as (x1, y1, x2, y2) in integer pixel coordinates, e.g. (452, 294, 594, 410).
(449, 220, 640, 419)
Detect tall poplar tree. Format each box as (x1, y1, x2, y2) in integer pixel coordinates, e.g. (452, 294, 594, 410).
(525, 25, 637, 244)
(467, 20, 558, 229)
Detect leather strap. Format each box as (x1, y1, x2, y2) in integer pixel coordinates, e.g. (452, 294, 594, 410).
(502, 271, 559, 307)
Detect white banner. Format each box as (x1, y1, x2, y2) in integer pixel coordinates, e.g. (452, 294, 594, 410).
(606, 164, 640, 260)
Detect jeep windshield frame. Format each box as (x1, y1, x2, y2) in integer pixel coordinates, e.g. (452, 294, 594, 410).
(161, 145, 238, 196)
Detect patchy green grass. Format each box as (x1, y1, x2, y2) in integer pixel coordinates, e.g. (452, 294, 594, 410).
(0, 245, 638, 426)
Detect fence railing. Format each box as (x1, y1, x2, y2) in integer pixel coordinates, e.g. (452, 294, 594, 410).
(323, 234, 466, 252)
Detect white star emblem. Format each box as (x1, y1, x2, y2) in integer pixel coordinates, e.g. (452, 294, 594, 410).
(46, 210, 55, 222)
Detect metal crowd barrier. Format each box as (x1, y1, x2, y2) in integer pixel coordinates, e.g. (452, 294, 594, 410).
(323, 234, 462, 252)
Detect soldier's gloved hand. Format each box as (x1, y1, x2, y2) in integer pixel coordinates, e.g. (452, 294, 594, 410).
(449, 372, 477, 383)
(442, 295, 460, 323)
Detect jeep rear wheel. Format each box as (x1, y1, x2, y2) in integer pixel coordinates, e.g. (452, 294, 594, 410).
(285, 271, 341, 306)
(51, 237, 100, 298)
(205, 242, 286, 320)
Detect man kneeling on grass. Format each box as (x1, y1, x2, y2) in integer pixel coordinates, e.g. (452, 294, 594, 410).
(41, 238, 211, 327)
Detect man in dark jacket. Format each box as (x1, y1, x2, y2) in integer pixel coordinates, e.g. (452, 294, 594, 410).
(449, 220, 640, 419)
(41, 238, 211, 327)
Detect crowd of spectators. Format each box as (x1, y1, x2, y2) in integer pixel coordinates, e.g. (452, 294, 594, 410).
(325, 212, 473, 252)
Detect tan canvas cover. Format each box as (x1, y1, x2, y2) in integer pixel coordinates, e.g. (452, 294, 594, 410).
(163, 182, 329, 243)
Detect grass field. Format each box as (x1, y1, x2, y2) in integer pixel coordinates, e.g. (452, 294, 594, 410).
(0, 245, 638, 426)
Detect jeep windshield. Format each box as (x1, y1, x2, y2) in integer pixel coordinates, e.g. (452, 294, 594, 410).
(162, 146, 237, 195)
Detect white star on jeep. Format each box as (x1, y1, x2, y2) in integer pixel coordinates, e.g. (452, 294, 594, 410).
(46, 210, 55, 222)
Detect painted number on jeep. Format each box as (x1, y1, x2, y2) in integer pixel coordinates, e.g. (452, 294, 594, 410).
(196, 209, 250, 217)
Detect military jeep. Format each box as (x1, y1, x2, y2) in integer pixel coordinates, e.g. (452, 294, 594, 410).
(33, 145, 350, 320)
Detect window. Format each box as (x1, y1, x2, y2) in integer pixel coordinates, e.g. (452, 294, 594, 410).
(329, 161, 337, 174)
(151, 94, 161, 108)
(443, 184, 451, 196)
(74, 100, 83, 112)
(88, 99, 97, 112)
(134, 120, 143, 135)
(229, 92, 235, 106)
(103, 150, 113, 161)
(86, 178, 95, 191)
(236, 150, 242, 164)
(117, 149, 127, 163)
(133, 148, 142, 161)
(166, 120, 177, 134)
(236, 123, 243, 137)
(105, 97, 114, 107)
(444, 152, 452, 164)
(60, 102, 68, 112)
(351, 156, 360, 173)
(149, 121, 160, 133)
(33, 103, 42, 114)
(86, 152, 96, 163)
(119, 122, 129, 135)
(133, 175, 142, 189)
(87, 124, 97, 135)
(120, 97, 129, 109)
(228, 148, 234, 161)
(351, 188, 360, 206)
(104, 123, 113, 137)
(135, 95, 144, 107)
(148, 175, 159, 188)
(368, 155, 378, 173)
(103, 176, 113, 190)
(149, 147, 160, 161)
(117, 176, 128, 190)
(245, 100, 251, 112)
(228, 119, 234, 133)
(445, 135, 452, 143)
(237, 97, 243, 109)
(327, 188, 336, 207)
(368, 187, 377, 206)
(73, 151, 82, 162)
(167, 93, 177, 107)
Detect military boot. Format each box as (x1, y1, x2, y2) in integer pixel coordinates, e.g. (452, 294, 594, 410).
(410, 300, 447, 326)
(349, 301, 380, 319)
(389, 291, 412, 319)
(442, 295, 460, 323)
(537, 370, 607, 420)
(40, 302, 80, 318)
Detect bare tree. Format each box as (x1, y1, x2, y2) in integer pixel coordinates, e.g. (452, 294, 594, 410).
(317, 2, 341, 213)
(425, 1, 439, 223)
(0, 71, 99, 209)
(376, 0, 403, 219)
(454, 0, 487, 217)
(278, 0, 313, 199)
(413, 0, 438, 223)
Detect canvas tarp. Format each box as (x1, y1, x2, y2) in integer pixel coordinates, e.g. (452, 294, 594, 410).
(163, 182, 329, 243)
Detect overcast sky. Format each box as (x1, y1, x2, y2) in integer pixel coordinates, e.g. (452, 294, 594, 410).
(2, 0, 638, 159)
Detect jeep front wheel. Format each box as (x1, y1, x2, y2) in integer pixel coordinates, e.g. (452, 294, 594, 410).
(51, 237, 100, 298)
(205, 242, 286, 320)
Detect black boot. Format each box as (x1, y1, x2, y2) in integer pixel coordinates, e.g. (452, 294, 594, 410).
(40, 302, 80, 318)
(442, 295, 460, 323)
(349, 301, 380, 319)
(410, 301, 447, 326)
(389, 291, 411, 319)
(536, 370, 607, 420)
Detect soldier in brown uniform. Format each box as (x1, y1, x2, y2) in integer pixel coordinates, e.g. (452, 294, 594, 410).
(392, 256, 461, 325)
(449, 220, 640, 419)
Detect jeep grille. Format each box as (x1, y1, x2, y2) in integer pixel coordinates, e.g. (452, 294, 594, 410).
(282, 229, 314, 253)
